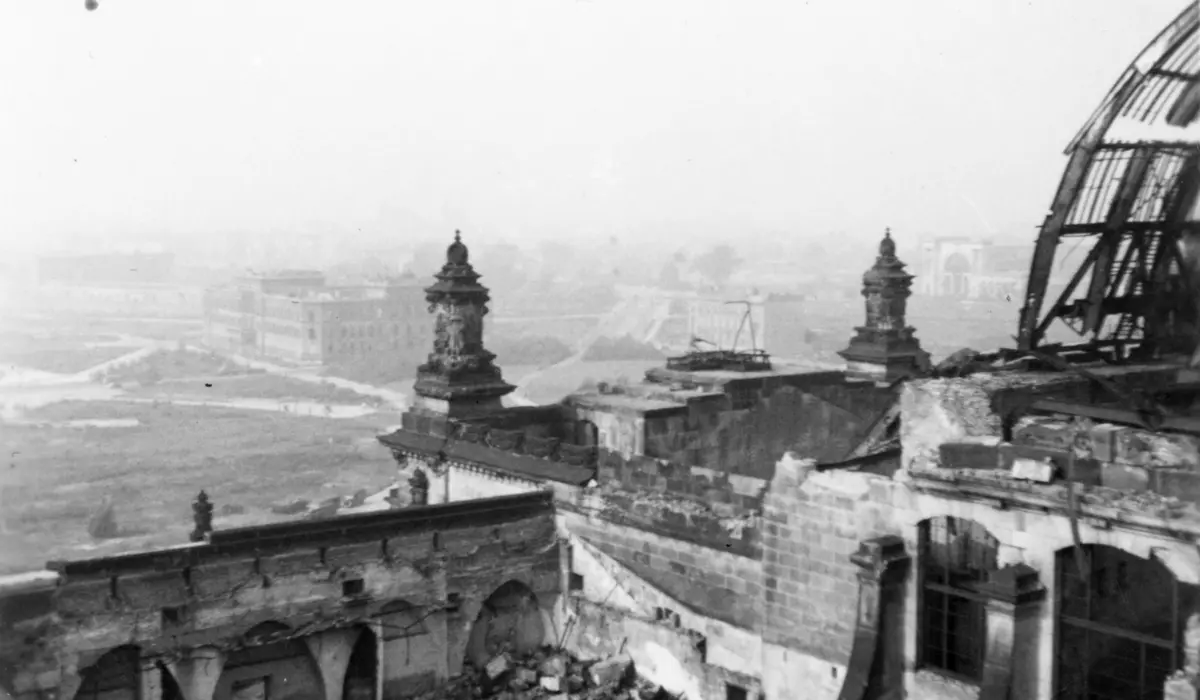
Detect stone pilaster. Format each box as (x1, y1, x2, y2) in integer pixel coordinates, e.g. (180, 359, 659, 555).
(976, 563, 1046, 700)
(837, 535, 910, 700)
(140, 658, 163, 700)
(167, 647, 224, 700)
(303, 628, 363, 700)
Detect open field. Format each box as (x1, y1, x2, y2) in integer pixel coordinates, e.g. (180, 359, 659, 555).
(0, 401, 401, 574)
(0, 340, 142, 374)
(127, 373, 389, 406)
(97, 348, 245, 382)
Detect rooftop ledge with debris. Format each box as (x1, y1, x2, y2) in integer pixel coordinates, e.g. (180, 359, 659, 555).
(902, 358, 1200, 535)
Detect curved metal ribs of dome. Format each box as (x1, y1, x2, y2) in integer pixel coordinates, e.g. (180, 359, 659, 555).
(1018, 3, 1200, 364)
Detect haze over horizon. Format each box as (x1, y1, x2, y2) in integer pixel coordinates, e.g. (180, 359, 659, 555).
(0, 0, 1187, 257)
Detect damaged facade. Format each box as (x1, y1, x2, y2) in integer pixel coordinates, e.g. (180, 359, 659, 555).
(10, 5, 1200, 700)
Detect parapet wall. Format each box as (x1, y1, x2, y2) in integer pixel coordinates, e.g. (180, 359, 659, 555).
(1, 492, 561, 699)
(641, 373, 896, 478)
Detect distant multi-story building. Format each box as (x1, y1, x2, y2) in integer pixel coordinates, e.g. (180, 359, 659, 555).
(202, 270, 432, 364)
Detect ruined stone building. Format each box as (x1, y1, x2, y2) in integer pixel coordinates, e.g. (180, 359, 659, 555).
(10, 5, 1200, 700)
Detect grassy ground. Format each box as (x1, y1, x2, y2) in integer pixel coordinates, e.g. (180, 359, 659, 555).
(0, 401, 400, 574)
(97, 348, 246, 384)
(125, 371, 387, 406)
(0, 345, 142, 374)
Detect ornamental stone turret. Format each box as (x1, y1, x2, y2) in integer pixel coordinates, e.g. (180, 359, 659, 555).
(411, 230, 515, 418)
(838, 228, 930, 383)
(190, 490, 213, 542)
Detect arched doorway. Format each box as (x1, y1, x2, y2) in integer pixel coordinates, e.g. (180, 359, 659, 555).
(216, 622, 324, 700)
(159, 663, 184, 700)
(465, 580, 546, 668)
(379, 600, 438, 699)
(1055, 544, 1198, 699)
(576, 420, 599, 447)
(75, 645, 141, 700)
(343, 627, 377, 700)
(942, 253, 972, 298)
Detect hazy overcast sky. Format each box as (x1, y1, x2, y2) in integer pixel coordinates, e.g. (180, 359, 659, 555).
(0, 0, 1189, 255)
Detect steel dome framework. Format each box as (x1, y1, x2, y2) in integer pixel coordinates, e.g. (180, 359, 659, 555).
(1018, 3, 1200, 363)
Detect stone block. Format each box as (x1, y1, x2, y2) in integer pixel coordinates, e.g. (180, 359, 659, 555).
(1151, 470, 1200, 503)
(1100, 463, 1151, 493)
(325, 542, 381, 570)
(121, 570, 188, 609)
(486, 653, 513, 680)
(1011, 457, 1054, 483)
(54, 578, 112, 616)
(1089, 424, 1128, 463)
(1117, 430, 1200, 469)
(588, 652, 633, 687)
(511, 667, 538, 689)
(938, 438, 1003, 469)
(539, 676, 561, 692)
(1013, 415, 1074, 450)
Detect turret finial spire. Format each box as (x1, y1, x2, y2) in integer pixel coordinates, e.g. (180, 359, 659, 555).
(454, 229, 461, 243)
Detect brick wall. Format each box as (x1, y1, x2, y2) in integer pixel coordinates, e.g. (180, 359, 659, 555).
(759, 454, 901, 700)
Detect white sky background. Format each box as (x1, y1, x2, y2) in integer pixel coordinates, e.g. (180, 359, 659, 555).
(0, 0, 1188, 256)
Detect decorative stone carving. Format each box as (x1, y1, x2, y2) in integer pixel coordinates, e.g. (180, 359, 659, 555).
(409, 468, 429, 507)
(412, 230, 515, 412)
(191, 490, 214, 542)
(838, 229, 931, 383)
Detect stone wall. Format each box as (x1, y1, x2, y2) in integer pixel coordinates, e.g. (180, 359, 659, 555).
(642, 374, 895, 478)
(561, 508, 761, 633)
(0, 492, 563, 700)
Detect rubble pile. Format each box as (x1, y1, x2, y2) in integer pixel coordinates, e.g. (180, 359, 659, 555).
(420, 647, 680, 700)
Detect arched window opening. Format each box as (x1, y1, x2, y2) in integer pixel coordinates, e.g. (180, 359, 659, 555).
(343, 627, 378, 700)
(159, 662, 184, 700)
(218, 621, 324, 700)
(380, 600, 429, 640)
(1054, 545, 1197, 700)
(919, 516, 998, 681)
(465, 580, 545, 669)
(75, 645, 142, 700)
(576, 420, 599, 447)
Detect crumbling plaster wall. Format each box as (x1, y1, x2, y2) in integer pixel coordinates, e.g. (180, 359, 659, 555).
(565, 599, 707, 700)
(445, 462, 542, 502)
(2, 508, 562, 700)
(558, 524, 763, 680)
